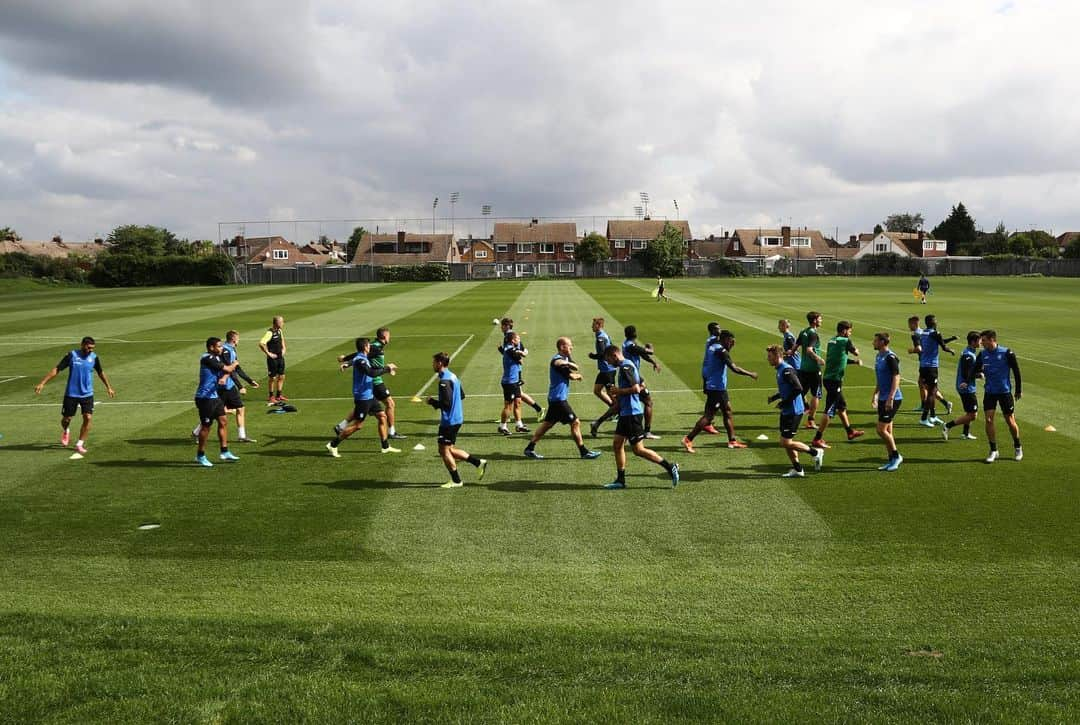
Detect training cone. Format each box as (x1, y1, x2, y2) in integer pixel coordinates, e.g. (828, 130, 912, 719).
(1044, 425, 1057, 432)
(756, 434, 769, 440)
(413, 443, 426, 451)
(410, 396, 422, 403)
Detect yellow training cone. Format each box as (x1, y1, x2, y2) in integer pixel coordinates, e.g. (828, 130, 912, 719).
(411, 396, 422, 403)
(1044, 425, 1057, 432)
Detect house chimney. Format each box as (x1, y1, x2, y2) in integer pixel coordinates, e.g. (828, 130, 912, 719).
(781, 226, 791, 246)
(849, 235, 857, 244)
(531, 218, 539, 226)
(397, 230, 406, 252)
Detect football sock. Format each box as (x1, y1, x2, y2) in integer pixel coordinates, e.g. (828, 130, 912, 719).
(577, 444, 589, 456)
(220, 446, 229, 454)
(793, 461, 804, 472)
(531, 402, 542, 413)
(238, 426, 246, 439)
(989, 441, 998, 452)
(380, 439, 389, 449)
(963, 424, 970, 435)
(812, 430, 823, 442)
(192, 425, 201, 436)
(524, 442, 536, 452)
(466, 455, 482, 467)
(336, 419, 349, 430)
(658, 459, 673, 473)
(844, 424, 853, 434)
(1012, 437, 1021, 448)
(450, 469, 462, 483)
(945, 421, 956, 429)
(388, 426, 396, 436)
(330, 438, 340, 448)
(77, 439, 85, 448)
(809, 448, 821, 458)
(616, 469, 626, 483)
(515, 420, 524, 427)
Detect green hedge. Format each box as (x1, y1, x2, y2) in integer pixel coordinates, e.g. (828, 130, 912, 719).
(711, 258, 748, 277)
(380, 264, 451, 282)
(89, 253, 233, 287)
(0, 252, 89, 283)
(859, 253, 921, 275)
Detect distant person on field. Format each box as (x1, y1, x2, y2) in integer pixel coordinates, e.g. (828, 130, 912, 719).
(973, 329, 1023, 463)
(34, 336, 116, 459)
(656, 276, 669, 301)
(941, 331, 982, 442)
(428, 351, 487, 488)
(259, 315, 287, 404)
(917, 273, 931, 304)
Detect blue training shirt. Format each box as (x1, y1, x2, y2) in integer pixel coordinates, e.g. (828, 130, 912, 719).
(918, 329, 943, 367)
(782, 330, 801, 369)
(221, 342, 238, 390)
(703, 341, 730, 391)
(978, 346, 1013, 394)
(616, 359, 645, 417)
(547, 354, 571, 402)
(594, 329, 615, 372)
(956, 346, 978, 394)
(348, 352, 376, 401)
(61, 349, 98, 398)
(438, 369, 464, 426)
(776, 360, 805, 416)
(195, 354, 223, 399)
(874, 350, 903, 401)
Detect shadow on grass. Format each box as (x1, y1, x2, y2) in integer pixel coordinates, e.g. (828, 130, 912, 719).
(91, 460, 204, 469)
(485, 479, 605, 492)
(0, 443, 61, 452)
(126, 437, 193, 447)
(303, 479, 443, 491)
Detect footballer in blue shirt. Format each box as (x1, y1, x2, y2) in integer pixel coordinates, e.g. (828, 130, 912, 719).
(35, 336, 116, 459)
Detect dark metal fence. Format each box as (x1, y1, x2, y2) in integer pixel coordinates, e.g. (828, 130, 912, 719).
(237, 256, 1080, 284)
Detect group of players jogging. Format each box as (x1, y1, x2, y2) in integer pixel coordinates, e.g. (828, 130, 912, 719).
(35, 306, 1024, 484)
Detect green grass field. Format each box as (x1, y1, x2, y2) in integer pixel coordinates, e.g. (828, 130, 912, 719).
(1, 277, 1078, 723)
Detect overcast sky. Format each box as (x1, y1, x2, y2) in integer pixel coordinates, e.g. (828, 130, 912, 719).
(1, 0, 1078, 243)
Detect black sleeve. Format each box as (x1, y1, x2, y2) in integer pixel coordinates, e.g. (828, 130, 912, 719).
(94, 357, 103, 373)
(886, 355, 900, 377)
(932, 331, 954, 354)
(233, 364, 256, 385)
(627, 343, 655, 364)
(56, 354, 71, 371)
(959, 356, 976, 386)
(846, 340, 857, 354)
(780, 368, 803, 405)
(551, 358, 571, 380)
(1007, 350, 1022, 395)
(509, 349, 525, 362)
(973, 351, 984, 377)
(341, 351, 358, 363)
(438, 379, 453, 411)
(202, 356, 226, 373)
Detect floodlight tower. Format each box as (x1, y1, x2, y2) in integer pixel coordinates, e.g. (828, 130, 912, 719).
(449, 191, 460, 237)
(639, 192, 651, 219)
(673, 199, 679, 219)
(482, 204, 492, 238)
(634, 206, 644, 219)
(432, 197, 439, 234)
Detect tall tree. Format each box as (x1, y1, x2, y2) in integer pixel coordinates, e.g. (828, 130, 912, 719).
(873, 223, 884, 235)
(106, 225, 173, 257)
(636, 222, 686, 277)
(1063, 237, 1080, 259)
(0, 226, 21, 242)
(347, 226, 367, 263)
(574, 232, 610, 265)
(931, 203, 977, 255)
(884, 213, 924, 233)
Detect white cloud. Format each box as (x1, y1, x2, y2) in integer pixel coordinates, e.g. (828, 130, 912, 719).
(0, 0, 1078, 242)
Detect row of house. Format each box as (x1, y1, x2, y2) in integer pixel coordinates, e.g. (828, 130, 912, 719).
(8, 224, 1073, 271)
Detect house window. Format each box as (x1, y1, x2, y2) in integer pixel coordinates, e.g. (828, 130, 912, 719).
(791, 236, 811, 248)
(936, 242, 947, 251)
(760, 236, 782, 246)
(559, 262, 575, 273)
(733, 240, 741, 251)
(632, 240, 646, 250)
(474, 250, 488, 259)
(403, 242, 431, 253)
(372, 242, 396, 253)
(496, 244, 508, 253)
(539, 243, 554, 254)
(923, 240, 935, 250)
(272, 249, 289, 260)
(875, 243, 888, 253)
(516, 243, 533, 254)
(614, 240, 626, 249)
(563, 243, 575, 252)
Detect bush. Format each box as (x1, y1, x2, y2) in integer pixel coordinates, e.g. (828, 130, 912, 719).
(859, 253, 921, 275)
(0, 252, 89, 283)
(89, 252, 233, 287)
(711, 258, 748, 277)
(380, 264, 451, 282)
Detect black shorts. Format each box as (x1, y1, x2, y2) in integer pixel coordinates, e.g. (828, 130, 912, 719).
(195, 396, 226, 425)
(438, 423, 462, 445)
(372, 382, 391, 401)
(61, 395, 94, 417)
(983, 392, 1015, 415)
(266, 356, 285, 376)
(543, 400, 577, 425)
(352, 397, 384, 421)
(501, 382, 522, 402)
(594, 370, 615, 388)
(779, 413, 803, 439)
(823, 379, 846, 416)
(614, 414, 646, 444)
(703, 389, 729, 417)
(877, 397, 902, 423)
(959, 392, 978, 414)
(797, 370, 822, 399)
(919, 366, 939, 387)
(219, 387, 243, 410)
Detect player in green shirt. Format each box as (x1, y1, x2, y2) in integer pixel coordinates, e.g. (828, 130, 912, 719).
(795, 311, 826, 428)
(811, 320, 865, 448)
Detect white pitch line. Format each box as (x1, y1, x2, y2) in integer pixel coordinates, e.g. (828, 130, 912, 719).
(410, 335, 476, 400)
(0, 375, 27, 384)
